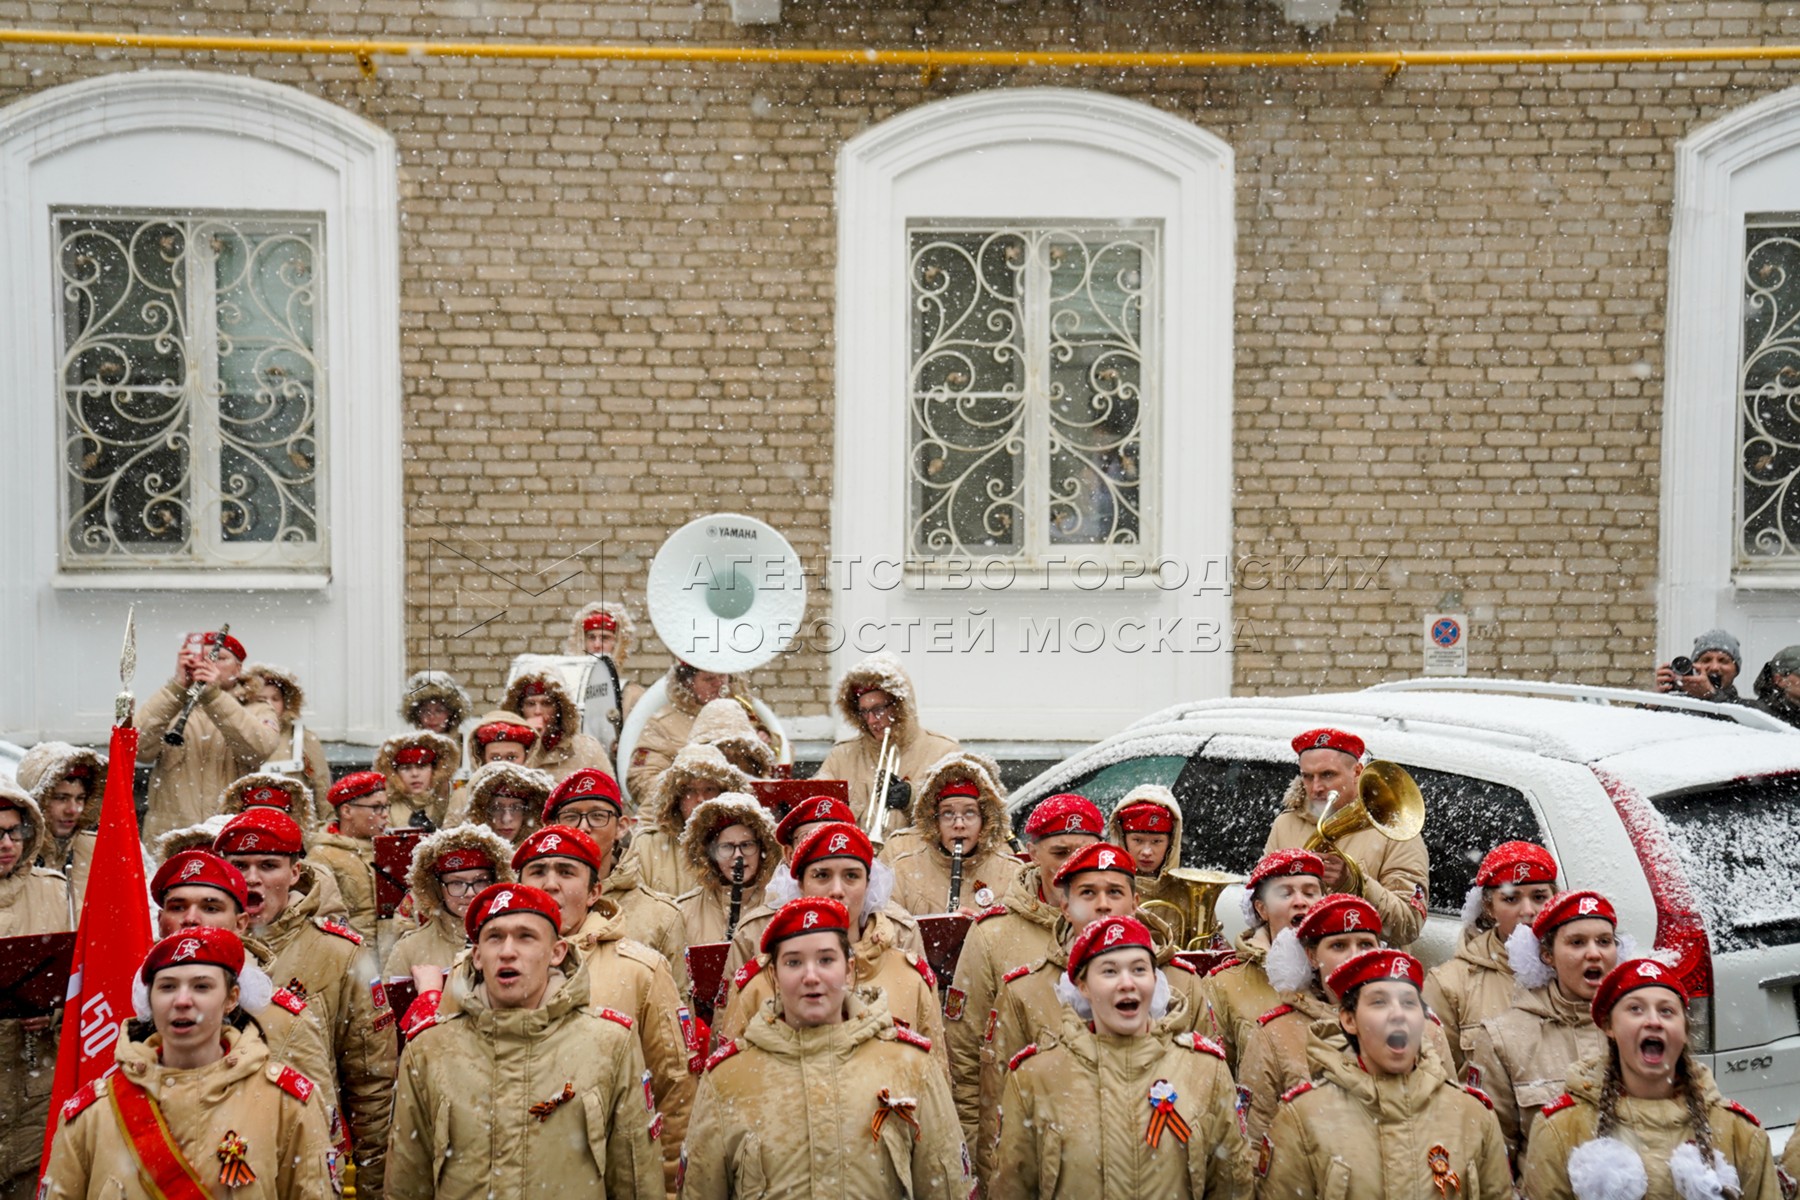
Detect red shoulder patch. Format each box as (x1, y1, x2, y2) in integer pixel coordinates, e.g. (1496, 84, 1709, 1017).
(911, 954, 937, 989)
(1725, 1100, 1762, 1128)
(733, 959, 762, 990)
(1279, 1080, 1314, 1104)
(1167, 956, 1200, 975)
(1257, 1003, 1296, 1027)
(1464, 1085, 1494, 1111)
(1002, 963, 1033, 984)
(1207, 956, 1242, 978)
(1540, 1094, 1576, 1118)
(1008, 1043, 1040, 1072)
(275, 1066, 317, 1103)
(315, 918, 363, 945)
(596, 1007, 634, 1030)
(974, 905, 1009, 923)
(705, 1039, 741, 1072)
(894, 1026, 933, 1053)
(60, 1078, 105, 1123)
(269, 987, 307, 1015)
(1427, 1011, 1443, 1027)
(1181, 1032, 1227, 1061)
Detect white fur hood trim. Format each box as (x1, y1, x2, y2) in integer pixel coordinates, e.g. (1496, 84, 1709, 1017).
(1264, 927, 1316, 994)
(1053, 967, 1171, 1024)
(1566, 1136, 1648, 1200)
(1507, 924, 1554, 989)
(1669, 1140, 1739, 1200)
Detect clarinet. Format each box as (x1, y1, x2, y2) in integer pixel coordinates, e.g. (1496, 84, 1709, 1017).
(724, 856, 746, 941)
(948, 838, 965, 911)
(164, 623, 229, 747)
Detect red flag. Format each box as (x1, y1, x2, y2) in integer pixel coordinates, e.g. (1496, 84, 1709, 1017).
(37, 722, 154, 1179)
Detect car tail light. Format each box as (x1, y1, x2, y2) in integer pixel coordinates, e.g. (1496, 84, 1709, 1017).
(1592, 767, 1715, 1053)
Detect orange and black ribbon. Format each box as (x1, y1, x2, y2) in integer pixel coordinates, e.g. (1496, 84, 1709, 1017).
(1145, 1080, 1192, 1149)
(529, 1082, 575, 1122)
(871, 1090, 922, 1142)
(216, 1130, 256, 1188)
(1428, 1144, 1461, 1197)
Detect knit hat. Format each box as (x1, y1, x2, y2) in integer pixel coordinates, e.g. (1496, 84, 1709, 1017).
(1691, 628, 1741, 664)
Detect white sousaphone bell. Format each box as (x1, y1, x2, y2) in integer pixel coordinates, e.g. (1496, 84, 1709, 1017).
(613, 513, 806, 805)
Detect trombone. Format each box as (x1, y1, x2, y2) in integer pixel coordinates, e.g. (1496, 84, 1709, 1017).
(1302, 759, 1426, 895)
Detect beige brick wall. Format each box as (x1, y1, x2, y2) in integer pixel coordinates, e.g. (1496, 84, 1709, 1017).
(4, 0, 1795, 720)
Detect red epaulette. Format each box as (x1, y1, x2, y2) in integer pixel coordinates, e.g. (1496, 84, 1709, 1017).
(1463, 1085, 1494, 1111)
(1207, 956, 1241, 978)
(1167, 956, 1200, 975)
(60, 1077, 106, 1123)
(269, 987, 307, 1015)
(705, 1040, 741, 1072)
(1540, 1094, 1576, 1118)
(733, 959, 762, 991)
(315, 917, 363, 945)
(274, 1066, 318, 1103)
(974, 905, 1009, 923)
(1008, 1044, 1040, 1071)
(895, 1026, 933, 1053)
(1002, 963, 1033, 984)
(1279, 1081, 1314, 1104)
(1178, 1032, 1227, 1061)
(1427, 1011, 1443, 1027)
(1257, 1003, 1296, 1027)
(1725, 1100, 1762, 1128)
(911, 954, 937, 989)
(596, 1007, 634, 1030)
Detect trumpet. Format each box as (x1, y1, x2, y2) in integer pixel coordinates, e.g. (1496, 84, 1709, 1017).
(865, 727, 898, 849)
(1302, 759, 1426, 896)
(1140, 867, 1245, 952)
(164, 623, 230, 747)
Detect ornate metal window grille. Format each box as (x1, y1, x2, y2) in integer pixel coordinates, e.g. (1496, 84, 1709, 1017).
(56, 211, 325, 570)
(907, 224, 1156, 567)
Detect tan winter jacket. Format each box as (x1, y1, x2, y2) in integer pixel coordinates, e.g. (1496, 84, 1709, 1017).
(681, 988, 971, 1200)
(1467, 982, 1605, 1169)
(1782, 1125, 1800, 1189)
(993, 1007, 1245, 1200)
(686, 699, 777, 780)
(1258, 1035, 1510, 1200)
(503, 671, 616, 785)
(674, 794, 779, 949)
(373, 730, 459, 831)
(308, 827, 398, 963)
(1521, 1052, 1776, 1200)
(258, 865, 396, 1196)
(1237, 992, 1456, 1144)
(723, 902, 926, 1004)
(621, 743, 749, 899)
(42, 1026, 334, 1200)
(1201, 928, 1280, 1072)
(599, 857, 687, 987)
(453, 760, 553, 844)
(888, 752, 1024, 917)
(1424, 925, 1518, 1076)
(381, 823, 513, 980)
(1266, 779, 1431, 947)
(387, 949, 662, 1200)
(16, 742, 103, 917)
(626, 667, 711, 800)
(946, 864, 1061, 1154)
(0, 787, 73, 1186)
(818, 652, 963, 841)
(135, 678, 282, 842)
(243, 663, 332, 819)
(384, 912, 464, 982)
(233, 934, 339, 1113)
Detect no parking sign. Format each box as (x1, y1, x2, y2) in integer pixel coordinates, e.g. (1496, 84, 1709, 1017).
(1423, 613, 1468, 677)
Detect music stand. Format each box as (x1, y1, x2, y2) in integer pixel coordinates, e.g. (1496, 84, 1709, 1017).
(374, 829, 424, 921)
(0, 932, 76, 1019)
(685, 942, 731, 1024)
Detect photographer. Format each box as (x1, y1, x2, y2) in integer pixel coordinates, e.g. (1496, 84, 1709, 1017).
(1652, 629, 1747, 704)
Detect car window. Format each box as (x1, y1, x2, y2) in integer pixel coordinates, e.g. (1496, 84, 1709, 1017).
(1408, 766, 1544, 912)
(1651, 774, 1800, 953)
(1169, 756, 1291, 875)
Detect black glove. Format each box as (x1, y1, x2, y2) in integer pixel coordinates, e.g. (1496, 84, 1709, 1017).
(884, 776, 913, 812)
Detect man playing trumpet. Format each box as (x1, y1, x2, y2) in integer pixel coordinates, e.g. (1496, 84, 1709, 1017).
(1263, 728, 1430, 947)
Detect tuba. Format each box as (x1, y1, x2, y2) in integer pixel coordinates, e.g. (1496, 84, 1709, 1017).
(1139, 867, 1245, 952)
(1302, 759, 1426, 896)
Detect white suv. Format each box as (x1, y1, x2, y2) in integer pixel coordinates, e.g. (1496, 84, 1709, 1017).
(1006, 680, 1800, 1129)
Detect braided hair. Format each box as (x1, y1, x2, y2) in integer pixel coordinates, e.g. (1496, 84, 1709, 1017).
(1595, 1041, 1733, 1198)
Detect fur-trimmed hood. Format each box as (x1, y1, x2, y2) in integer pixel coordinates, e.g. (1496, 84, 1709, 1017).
(153, 814, 234, 863)
(375, 730, 460, 801)
(242, 662, 305, 724)
(660, 665, 711, 719)
(399, 669, 473, 732)
(679, 793, 780, 893)
(407, 822, 516, 918)
(648, 743, 751, 838)
(502, 671, 581, 752)
(1105, 784, 1185, 877)
(688, 698, 776, 778)
(15, 741, 107, 833)
(0, 780, 51, 876)
(832, 652, 922, 744)
(1280, 775, 1310, 814)
(908, 751, 1009, 858)
(219, 771, 319, 837)
(565, 599, 638, 659)
(464, 761, 554, 842)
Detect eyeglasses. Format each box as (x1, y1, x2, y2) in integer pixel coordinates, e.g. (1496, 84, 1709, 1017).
(442, 877, 495, 896)
(714, 842, 759, 858)
(858, 701, 895, 720)
(0, 823, 33, 843)
(559, 809, 617, 830)
(937, 810, 982, 826)
(489, 804, 529, 819)
(340, 802, 388, 815)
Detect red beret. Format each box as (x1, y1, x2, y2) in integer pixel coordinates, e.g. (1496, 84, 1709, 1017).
(1475, 841, 1558, 889)
(140, 927, 245, 984)
(1292, 728, 1365, 760)
(62, 763, 93, 781)
(1531, 890, 1617, 940)
(474, 720, 537, 750)
(1052, 842, 1137, 889)
(151, 851, 248, 910)
(393, 746, 438, 767)
(936, 780, 981, 801)
(516, 678, 550, 697)
(775, 797, 860, 847)
(1025, 794, 1106, 839)
(202, 631, 248, 662)
(241, 782, 299, 812)
(583, 610, 619, 633)
(790, 822, 874, 877)
(1591, 958, 1688, 1025)
(544, 769, 623, 821)
(1326, 948, 1424, 997)
(432, 846, 496, 876)
(511, 825, 603, 875)
(1248, 848, 1326, 892)
(760, 897, 851, 954)
(1115, 801, 1175, 835)
(1296, 894, 1382, 941)
(215, 808, 305, 857)
(1066, 915, 1156, 979)
(464, 883, 562, 939)
(328, 771, 387, 808)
